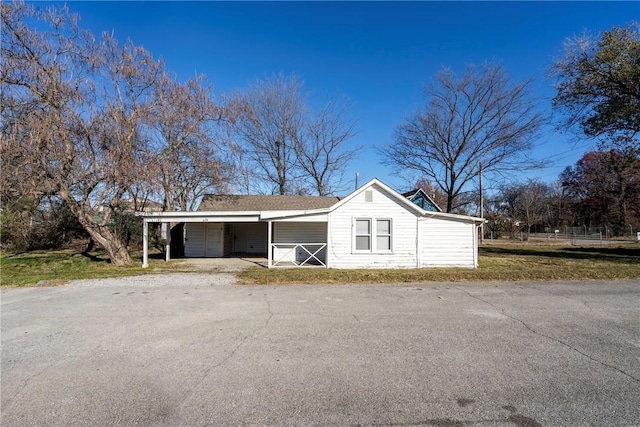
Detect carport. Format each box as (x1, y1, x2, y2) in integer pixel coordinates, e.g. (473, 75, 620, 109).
(138, 211, 259, 267)
(183, 222, 268, 258)
(137, 194, 339, 269)
(137, 211, 330, 269)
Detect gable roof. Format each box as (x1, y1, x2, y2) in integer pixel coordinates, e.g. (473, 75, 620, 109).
(138, 179, 482, 224)
(198, 194, 340, 212)
(329, 178, 427, 215)
(401, 189, 422, 198)
(330, 178, 483, 224)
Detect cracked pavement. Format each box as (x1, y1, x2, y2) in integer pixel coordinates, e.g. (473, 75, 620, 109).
(2, 275, 639, 426)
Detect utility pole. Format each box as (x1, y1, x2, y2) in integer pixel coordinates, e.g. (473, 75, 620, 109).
(479, 162, 484, 243)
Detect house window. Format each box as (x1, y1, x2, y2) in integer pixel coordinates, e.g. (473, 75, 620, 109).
(355, 219, 371, 250)
(376, 219, 391, 251)
(354, 218, 392, 252)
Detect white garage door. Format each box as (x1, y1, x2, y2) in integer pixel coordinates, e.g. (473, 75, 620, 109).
(185, 222, 224, 258)
(233, 223, 267, 254)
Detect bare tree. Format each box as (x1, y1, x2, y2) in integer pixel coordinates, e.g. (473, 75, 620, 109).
(2, 2, 152, 264)
(0, 100, 51, 246)
(233, 73, 305, 195)
(1, 2, 238, 261)
(233, 74, 358, 196)
(514, 180, 554, 239)
(151, 74, 233, 211)
(493, 179, 553, 239)
(487, 185, 521, 238)
(1, 2, 130, 265)
(381, 63, 544, 213)
(294, 97, 358, 196)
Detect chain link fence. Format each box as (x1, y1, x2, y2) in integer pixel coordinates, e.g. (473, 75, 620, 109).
(526, 226, 639, 244)
(483, 225, 639, 244)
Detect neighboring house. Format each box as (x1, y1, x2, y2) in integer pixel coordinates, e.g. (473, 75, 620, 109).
(402, 188, 442, 212)
(137, 178, 483, 269)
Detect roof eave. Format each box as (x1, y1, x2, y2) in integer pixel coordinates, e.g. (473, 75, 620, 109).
(260, 207, 332, 220)
(421, 211, 485, 223)
(330, 178, 428, 215)
(135, 210, 261, 218)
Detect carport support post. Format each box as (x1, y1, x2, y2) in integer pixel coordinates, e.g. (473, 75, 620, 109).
(165, 222, 171, 263)
(142, 219, 149, 268)
(267, 221, 272, 268)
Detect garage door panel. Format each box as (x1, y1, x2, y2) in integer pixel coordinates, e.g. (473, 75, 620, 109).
(185, 223, 206, 257)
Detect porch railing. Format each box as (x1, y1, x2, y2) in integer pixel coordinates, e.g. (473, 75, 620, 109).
(270, 243, 327, 267)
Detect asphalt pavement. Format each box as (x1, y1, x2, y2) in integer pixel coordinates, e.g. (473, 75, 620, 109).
(2, 274, 639, 426)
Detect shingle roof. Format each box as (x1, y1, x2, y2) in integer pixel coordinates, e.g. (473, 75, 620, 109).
(198, 194, 340, 212)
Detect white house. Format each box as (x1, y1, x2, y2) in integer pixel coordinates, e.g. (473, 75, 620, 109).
(138, 178, 484, 269)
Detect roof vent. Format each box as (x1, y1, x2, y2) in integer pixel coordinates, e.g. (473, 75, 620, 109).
(365, 190, 373, 202)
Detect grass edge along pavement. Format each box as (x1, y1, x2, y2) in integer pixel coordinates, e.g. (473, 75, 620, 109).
(0, 249, 156, 287)
(1, 244, 639, 287)
(237, 244, 640, 284)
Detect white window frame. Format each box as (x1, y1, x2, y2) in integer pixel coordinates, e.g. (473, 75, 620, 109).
(354, 218, 372, 252)
(353, 217, 393, 253)
(375, 218, 393, 252)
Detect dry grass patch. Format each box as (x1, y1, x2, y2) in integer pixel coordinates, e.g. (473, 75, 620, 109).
(237, 244, 640, 284)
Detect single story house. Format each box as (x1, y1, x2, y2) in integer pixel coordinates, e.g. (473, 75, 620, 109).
(137, 178, 484, 269)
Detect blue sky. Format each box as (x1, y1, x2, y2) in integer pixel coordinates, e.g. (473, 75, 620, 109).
(38, 1, 639, 194)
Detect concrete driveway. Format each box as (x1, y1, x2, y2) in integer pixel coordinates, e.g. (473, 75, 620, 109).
(2, 275, 639, 426)
(161, 256, 269, 271)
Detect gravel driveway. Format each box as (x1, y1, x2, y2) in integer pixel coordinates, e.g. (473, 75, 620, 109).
(2, 275, 639, 426)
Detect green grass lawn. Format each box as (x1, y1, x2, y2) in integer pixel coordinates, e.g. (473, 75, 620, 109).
(0, 250, 158, 287)
(1, 243, 639, 287)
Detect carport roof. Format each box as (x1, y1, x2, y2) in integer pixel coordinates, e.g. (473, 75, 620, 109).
(198, 194, 340, 211)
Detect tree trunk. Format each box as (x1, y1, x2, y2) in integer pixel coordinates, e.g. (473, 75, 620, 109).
(100, 234, 134, 266)
(57, 185, 134, 266)
(446, 194, 454, 213)
(82, 223, 134, 266)
(73, 205, 134, 266)
(84, 237, 94, 253)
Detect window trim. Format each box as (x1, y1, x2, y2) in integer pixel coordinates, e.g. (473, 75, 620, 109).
(375, 218, 392, 252)
(354, 218, 372, 252)
(353, 217, 393, 253)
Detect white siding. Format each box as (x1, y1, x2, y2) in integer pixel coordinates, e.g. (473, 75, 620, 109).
(246, 223, 267, 254)
(263, 213, 329, 222)
(232, 223, 267, 254)
(327, 184, 419, 268)
(273, 222, 327, 264)
(421, 217, 476, 267)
